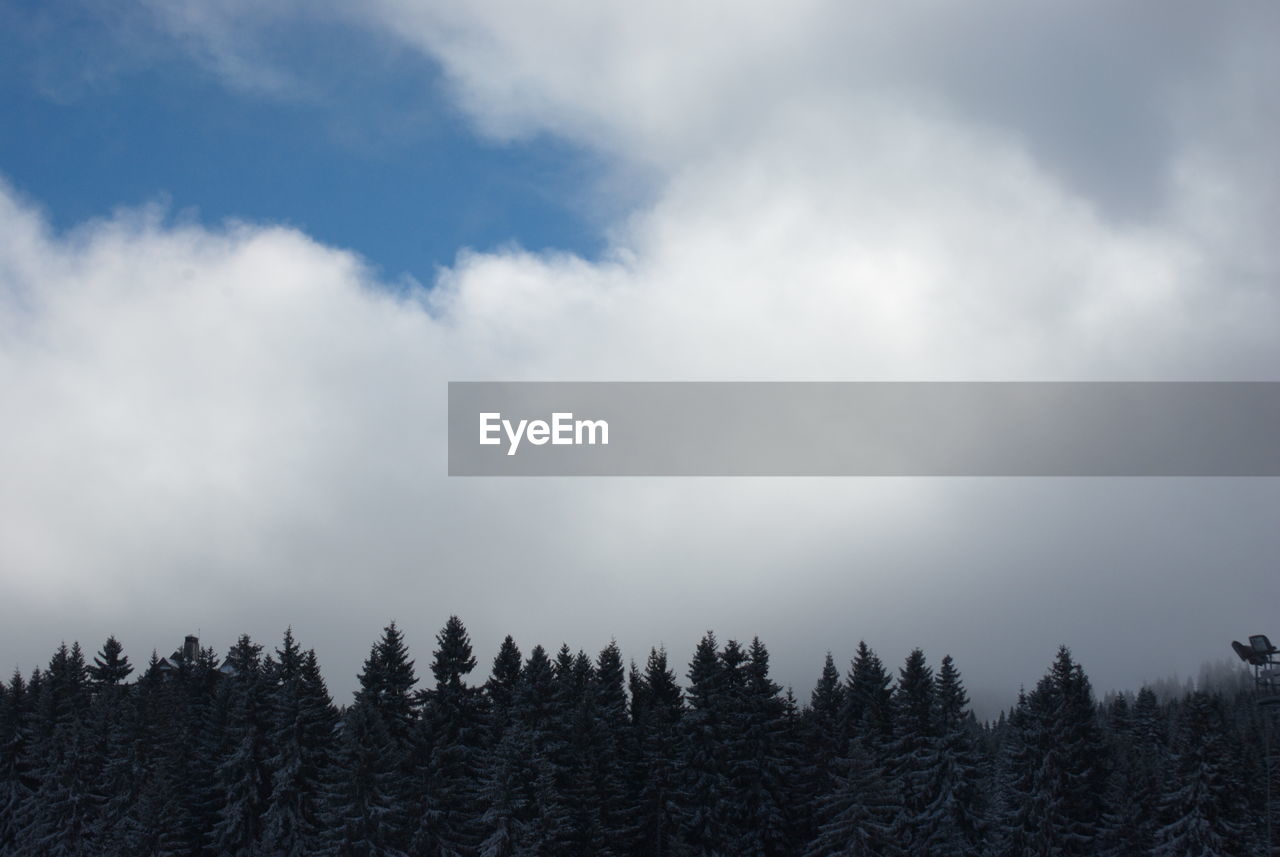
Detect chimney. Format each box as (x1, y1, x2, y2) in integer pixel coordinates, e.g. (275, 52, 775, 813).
(184, 635, 199, 662)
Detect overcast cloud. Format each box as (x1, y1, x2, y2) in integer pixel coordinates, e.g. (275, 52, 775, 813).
(2, 1, 1278, 711)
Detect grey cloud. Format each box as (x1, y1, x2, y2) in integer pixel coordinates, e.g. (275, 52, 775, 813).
(3, 2, 1280, 710)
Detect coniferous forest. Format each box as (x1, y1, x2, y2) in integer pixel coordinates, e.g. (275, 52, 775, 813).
(0, 618, 1270, 857)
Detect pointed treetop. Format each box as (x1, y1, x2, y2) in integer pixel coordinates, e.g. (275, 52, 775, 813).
(810, 651, 845, 721)
(90, 636, 134, 687)
(431, 615, 477, 692)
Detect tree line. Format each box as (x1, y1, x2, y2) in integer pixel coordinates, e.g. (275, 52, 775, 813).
(0, 617, 1269, 856)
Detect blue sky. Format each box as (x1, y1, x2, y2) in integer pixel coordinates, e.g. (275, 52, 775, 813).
(0, 5, 605, 279)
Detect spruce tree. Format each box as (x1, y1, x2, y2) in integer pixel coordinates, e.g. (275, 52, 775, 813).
(259, 630, 338, 857)
(478, 643, 566, 857)
(992, 689, 1040, 857)
(22, 642, 103, 857)
(1098, 687, 1167, 856)
(804, 735, 900, 857)
(485, 636, 522, 740)
(993, 647, 1108, 857)
(476, 636, 526, 857)
(796, 652, 845, 847)
(0, 670, 33, 857)
(923, 654, 986, 857)
(323, 702, 411, 857)
(888, 648, 935, 853)
(412, 616, 485, 857)
(628, 647, 684, 857)
(209, 634, 269, 857)
(88, 637, 133, 690)
(357, 622, 419, 751)
(591, 640, 630, 852)
(727, 637, 791, 857)
(843, 641, 894, 745)
(1153, 691, 1250, 857)
(679, 631, 733, 857)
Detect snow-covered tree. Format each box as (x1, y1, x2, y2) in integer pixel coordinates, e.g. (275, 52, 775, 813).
(259, 631, 338, 857)
(411, 616, 485, 857)
(323, 703, 410, 857)
(628, 647, 684, 857)
(1153, 691, 1250, 857)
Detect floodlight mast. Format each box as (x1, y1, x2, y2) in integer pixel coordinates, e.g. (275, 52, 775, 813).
(1234, 634, 1280, 856)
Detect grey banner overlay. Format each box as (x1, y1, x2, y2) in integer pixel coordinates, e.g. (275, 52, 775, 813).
(447, 382, 1280, 476)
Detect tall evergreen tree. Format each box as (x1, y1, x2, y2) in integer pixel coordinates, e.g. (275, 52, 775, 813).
(88, 637, 133, 690)
(259, 631, 338, 857)
(20, 642, 104, 857)
(993, 647, 1108, 857)
(0, 670, 33, 857)
(412, 616, 485, 857)
(796, 653, 845, 848)
(804, 735, 900, 857)
(323, 704, 410, 857)
(476, 636, 526, 857)
(1153, 691, 1250, 857)
(724, 637, 791, 857)
(679, 632, 732, 857)
(843, 641, 894, 745)
(888, 648, 936, 855)
(357, 622, 419, 751)
(628, 647, 684, 857)
(1099, 687, 1167, 856)
(922, 654, 986, 857)
(585, 641, 630, 856)
(209, 635, 269, 857)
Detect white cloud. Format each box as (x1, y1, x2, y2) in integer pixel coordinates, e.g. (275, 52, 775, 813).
(3, 2, 1280, 700)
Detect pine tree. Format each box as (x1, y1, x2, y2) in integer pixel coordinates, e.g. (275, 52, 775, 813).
(22, 642, 104, 857)
(628, 647, 684, 857)
(88, 637, 133, 690)
(259, 630, 338, 857)
(1098, 687, 1167, 856)
(888, 648, 935, 853)
(0, 670, 33, 857)
(1153, 691, 1250, 857)
(476, 636, 526, 857)
(1044, 647, 1109, 855)
(485, 636, 523, 740)
(590, 641, 630, 853)
(843, 641, 894, 746)
(411, 616, 485, 857)
(994, 686, 1047, 857)
(678, 632, 731, 857)
(796, 653, 845, 847)
(727, 637, 791, 857)
(209, 634, 269, 857)
(91, 679, 144, 857)
(923, 654, 986, 857)
(186, 644, 233, 854)
(804, 735, 900, 857)
(993, 647, 1108, 857)
(475, 726, 526, 857)
(323, 702, 410, 857)
(358, 622, 419, 752)
(526, 644, 575, 855)
(478, 643, 568, 857)
(551, 647, 612, 857)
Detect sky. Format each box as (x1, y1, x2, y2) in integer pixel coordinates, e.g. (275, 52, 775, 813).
(2, 0, 1279, 715)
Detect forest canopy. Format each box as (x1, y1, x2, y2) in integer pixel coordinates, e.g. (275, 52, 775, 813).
(0, 619, 1267, 857)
